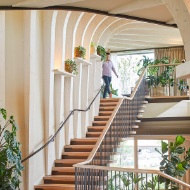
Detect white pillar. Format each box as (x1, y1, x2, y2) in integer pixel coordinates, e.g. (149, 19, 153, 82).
(81, 65, 90, 136)
(43, 10, 58, 175)
(94, 59, 103, 116)
(0, 11, 5, 109)
(73, 62, 83, 138)
(64, 76, 74, 144)
(53, 11, 71, 159)
(89, 55, 102, 122)
(54, 74, 65, 159)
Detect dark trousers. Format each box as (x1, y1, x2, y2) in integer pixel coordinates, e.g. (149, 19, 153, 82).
(103, 75, 112, 98)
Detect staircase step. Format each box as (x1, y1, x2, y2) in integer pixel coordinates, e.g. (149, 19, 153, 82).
(88, 126, 105, 132)
(99, 106, 115, 111)
(64, 145, 94, 152)
(55, 159, 85, 167)
(62, 152, 90, 159)
(92, 121, 107, 126)
(35, 184, 75, 190)
(52, 167, 75, 175)
(143, 100, 148, 104)
(44, 175, 75, 184)
(94, 116, 110, 121)
(99, 111, 113, 116)
(70, 138, 98, 145)
(86, 132, 102, 137)
(132, 125, 139, 129)
(100, 102, 118, 107)
(100, 98, 120, 102)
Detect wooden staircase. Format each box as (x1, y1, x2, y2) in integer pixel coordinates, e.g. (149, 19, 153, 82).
(34, 98, 120, 190)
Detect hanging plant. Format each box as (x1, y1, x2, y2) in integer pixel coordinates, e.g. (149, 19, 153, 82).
(65, 59, 78, 75)
(74, 46, 86, 59)
(0, 108, 24, 190)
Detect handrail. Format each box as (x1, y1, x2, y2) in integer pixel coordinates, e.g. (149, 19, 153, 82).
(148, 63, 180, 67)
(74, 164, 190, 189)
(74, 68, 147, 166)
(21, 85, 104, 163)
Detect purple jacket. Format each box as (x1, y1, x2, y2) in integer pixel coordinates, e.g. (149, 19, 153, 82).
(102, 61, 117, 77)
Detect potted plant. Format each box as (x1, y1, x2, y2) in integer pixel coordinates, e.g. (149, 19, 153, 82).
(97, 45, 106, 61)
(65, 59, 78, 75)
(178, 79, 188, 95)
(90, 42, 97, 55)
(155, 135, 190, 189)
(74, 46, 86, 59)
(0, 108, 24, 190)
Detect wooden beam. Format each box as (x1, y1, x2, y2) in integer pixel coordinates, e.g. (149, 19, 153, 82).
(109, 0, 164, 14)
(0, 6, 177, 28)
(13, 0, 88, 8)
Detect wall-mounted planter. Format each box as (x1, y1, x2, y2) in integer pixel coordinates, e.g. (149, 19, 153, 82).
(65, 59, 78, 75)
(74, 46, 86, 59)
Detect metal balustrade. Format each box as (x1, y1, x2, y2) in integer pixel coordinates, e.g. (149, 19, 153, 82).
(74, 68, 190, 190)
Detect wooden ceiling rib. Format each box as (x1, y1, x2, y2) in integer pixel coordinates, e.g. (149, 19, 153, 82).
(0, 0, 183, 52)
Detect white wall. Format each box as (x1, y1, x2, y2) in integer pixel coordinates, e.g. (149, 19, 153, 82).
(5, 11, 25, 189)
(1, 9, 130, 190)
(0, 12, 5, 109)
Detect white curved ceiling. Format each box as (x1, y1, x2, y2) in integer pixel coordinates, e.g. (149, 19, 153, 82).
(0, 0, 184, 52)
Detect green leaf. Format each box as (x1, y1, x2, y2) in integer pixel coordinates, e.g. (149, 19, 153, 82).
(175, 135, 185, 147)
(0, 108, 7, 120)
(161, 141, 168, 154)
(174, 147, 185, 154)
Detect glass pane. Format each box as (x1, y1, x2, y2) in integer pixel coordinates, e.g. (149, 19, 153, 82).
(138, 140, 166, 169)
(110, 139, 134, 168)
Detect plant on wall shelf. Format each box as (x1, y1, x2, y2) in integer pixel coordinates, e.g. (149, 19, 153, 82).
(97, 45, 106, 61)
(75, 46, 86, 59)
(90, 42, 97, 55)
(65, 59, 78, 75)
(0, 108, 24, 190)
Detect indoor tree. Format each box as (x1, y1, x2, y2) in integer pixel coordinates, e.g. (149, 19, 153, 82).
(0, 108, 24, 190)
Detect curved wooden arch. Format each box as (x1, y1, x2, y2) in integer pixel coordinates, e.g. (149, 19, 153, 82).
(54, 11, 71, 70)
(91, 16, 120, 45)
(162, 0, 190, 60)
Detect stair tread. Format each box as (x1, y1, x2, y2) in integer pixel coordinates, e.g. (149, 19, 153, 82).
(52, 167, 75, 172)
(65, 145, 94, 148)
(35, 184, 75, 190)
(100, 98, 120, 102)
(71, 138, 98, 141)
(44, 175, 75, 182)
(86, 132, 102, 134)
(94, 116, 110, 119)
(62, 152, 90, 156)
(55, 159, 85, 163)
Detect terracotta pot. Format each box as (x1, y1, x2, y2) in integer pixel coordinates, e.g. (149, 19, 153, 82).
(90, 46, 96, 55)
(65, 63, 73, 73)
(97, 49, 101, 56)
(74, 47, 82, 58)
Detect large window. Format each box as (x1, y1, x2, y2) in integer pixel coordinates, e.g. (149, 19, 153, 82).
(110, 139, 166, 170)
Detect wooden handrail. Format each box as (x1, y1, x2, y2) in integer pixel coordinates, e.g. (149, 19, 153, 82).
(75, 98, 123, 165)
(148, 63, 180, 67)
(74, 164, 190, 189)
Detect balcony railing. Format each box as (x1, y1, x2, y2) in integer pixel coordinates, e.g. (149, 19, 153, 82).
(146, 63, 188, 97)
(74, 68, 190, 190)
